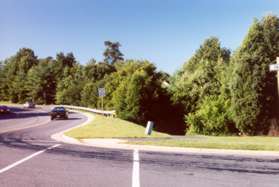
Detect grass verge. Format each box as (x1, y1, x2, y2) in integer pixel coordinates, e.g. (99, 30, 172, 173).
(0, 101, 13, 105)
(128, 136, 279, 151)
(0, 101, 22, 106)
(65, 113, 169, 139)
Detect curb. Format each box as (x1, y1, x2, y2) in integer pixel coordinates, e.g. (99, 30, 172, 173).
(80, 139, 279, 157)
(51, 110, 93, 145)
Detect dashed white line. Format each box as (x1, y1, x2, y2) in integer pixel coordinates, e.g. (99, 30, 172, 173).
(0, 144, 60, 174)
(132, 149, 140, 187)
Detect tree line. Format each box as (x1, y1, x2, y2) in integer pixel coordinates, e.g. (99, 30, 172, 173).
(171, 15, 279, 135)
(0, 41, 184, 134)
(1, 15, 279, 136)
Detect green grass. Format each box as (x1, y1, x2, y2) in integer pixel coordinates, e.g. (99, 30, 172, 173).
(65, 113, 169, 139)
(0, 101, 13, 105)
(128, 135, 279, 151)
(3, 100, 278, 151)
(0, 101, 23, 106)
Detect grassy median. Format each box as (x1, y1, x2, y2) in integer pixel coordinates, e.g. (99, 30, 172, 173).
(128, 136, 279, 151)
(65, 113, 169, 139)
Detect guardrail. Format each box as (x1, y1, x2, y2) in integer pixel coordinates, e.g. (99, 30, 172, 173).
(61, 105, 116, 117)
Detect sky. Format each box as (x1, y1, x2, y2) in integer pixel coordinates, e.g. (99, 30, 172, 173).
(1, 0, 279, 74)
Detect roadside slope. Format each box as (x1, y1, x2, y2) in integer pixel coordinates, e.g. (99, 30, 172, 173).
(54, 111, 279, 156)
(65, 113, 168, 138)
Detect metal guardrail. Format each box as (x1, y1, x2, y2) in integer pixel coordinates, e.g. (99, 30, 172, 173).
(61, 105, 116, 117)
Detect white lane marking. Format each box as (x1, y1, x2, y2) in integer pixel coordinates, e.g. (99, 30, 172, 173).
(132, 149, 140, 187)
(0, 144, 60, 174)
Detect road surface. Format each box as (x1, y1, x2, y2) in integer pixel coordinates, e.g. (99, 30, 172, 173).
(1, 106, 279, 187)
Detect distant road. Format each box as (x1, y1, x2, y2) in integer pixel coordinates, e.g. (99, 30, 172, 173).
(1, 107, 279, 187)
(0, 106, 51, 134)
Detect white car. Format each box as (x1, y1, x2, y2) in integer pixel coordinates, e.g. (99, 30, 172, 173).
(24, 101, 35, 108)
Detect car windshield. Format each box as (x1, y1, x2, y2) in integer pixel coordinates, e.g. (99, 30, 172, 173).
(52, 107, 66, 112)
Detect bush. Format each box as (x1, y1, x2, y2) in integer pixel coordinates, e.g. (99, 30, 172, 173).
(186, 96, 236, 135)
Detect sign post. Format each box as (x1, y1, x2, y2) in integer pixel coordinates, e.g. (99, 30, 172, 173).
(98, 88, 106, 111)
(269, 57, 279, 94)
(269, 57, 279, 114)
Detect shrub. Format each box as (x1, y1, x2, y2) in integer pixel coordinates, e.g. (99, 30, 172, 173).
(186, 96, 236, 135)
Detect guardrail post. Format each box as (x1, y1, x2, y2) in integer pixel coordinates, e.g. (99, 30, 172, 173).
(145, 121, 154, 135)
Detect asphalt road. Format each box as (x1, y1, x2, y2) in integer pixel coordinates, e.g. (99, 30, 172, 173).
(1, 107, 279, 187)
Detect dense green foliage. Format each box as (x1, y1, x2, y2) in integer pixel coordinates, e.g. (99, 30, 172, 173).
(56, 65, 85, 105)
(186, 96, 234, 135)
(170, 37, 231, 135)
(1, 15, 279, 136)
(0, 43, 184, 134)
(170, 37, 230, 114)
(171, 15, 279, 135)
(26, 57, 56, 104)
(3, 48, 39, 102)
(104, 61, 185, 133)
(230, 15, 279, 135)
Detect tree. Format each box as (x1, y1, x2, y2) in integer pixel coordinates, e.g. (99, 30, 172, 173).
(84, 59, 115, 81)
(110, 60, 185, 134)
(103, 41, 124, 64)
(81, 82, 98, 108)
(53, 52, 77, 81)
(170, 37, 234, 135)
(171, 37, 230, 114)
(55, 65, 85, 105)
(181, 37, 230, 73)
(4, 48, 38, 103)
(230, 15, 279, 135)
(0, 61, 8, 100)
(26, 57, 56, 104)
(113, 71, 142, 122)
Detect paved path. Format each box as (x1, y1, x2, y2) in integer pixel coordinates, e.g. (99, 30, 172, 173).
(1, 107, 279, 187)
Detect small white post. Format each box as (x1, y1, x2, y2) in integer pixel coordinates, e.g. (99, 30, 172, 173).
(145, 121, 154, 135)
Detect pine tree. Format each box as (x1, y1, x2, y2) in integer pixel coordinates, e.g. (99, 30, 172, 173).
(230, 15, 279, 134)
(103, 41, 124, 64)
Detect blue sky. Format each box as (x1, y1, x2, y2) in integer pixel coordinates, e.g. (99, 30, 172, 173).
(1, 0, 279, 74)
